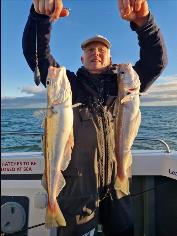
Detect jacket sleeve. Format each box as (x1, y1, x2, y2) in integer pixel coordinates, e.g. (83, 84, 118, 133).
(22, 5, 59, 87)
(131, 12, 168, 92)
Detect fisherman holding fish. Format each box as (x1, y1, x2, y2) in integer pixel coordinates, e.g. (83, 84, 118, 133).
(23, 0, 167, 235)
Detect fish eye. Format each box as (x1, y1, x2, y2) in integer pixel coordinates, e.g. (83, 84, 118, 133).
(46, 80, 51, 86)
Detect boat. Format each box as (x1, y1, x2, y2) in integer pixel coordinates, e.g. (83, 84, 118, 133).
(1, 132, 177, 236)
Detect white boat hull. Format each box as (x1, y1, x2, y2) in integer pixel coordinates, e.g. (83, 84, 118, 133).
(1, 150, 177, 236)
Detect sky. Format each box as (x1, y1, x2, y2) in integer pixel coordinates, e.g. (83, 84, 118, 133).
(1, 0, 177, 108)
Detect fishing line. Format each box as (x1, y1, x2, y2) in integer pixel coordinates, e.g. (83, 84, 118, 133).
(34, 22, 41, 86)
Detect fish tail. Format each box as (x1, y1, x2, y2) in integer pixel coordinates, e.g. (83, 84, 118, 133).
(45, 201, 66, 228)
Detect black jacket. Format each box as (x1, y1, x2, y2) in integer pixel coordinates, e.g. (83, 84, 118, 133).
(22, 5, 167, 231)
(23, 5, 167, 94)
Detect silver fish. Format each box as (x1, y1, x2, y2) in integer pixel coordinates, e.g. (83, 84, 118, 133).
(114, 63, 141, 194)
(42, 66, 74, 228)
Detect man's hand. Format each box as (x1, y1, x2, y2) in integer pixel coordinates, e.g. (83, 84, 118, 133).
(32, 0, 69, 21)
(118, 0, 149, 27)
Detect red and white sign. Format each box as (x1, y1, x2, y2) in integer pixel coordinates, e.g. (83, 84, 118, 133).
(1, 154, 44, 174)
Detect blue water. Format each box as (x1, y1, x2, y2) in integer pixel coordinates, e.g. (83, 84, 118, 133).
(1, 107, 177, 152)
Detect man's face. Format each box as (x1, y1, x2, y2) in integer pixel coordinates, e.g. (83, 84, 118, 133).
(81, 42, 111, 74)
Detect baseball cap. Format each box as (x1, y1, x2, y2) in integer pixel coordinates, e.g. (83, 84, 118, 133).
(81, 35, 111, 50)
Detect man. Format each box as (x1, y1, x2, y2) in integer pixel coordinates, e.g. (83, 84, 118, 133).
(22, 0, 167, 235)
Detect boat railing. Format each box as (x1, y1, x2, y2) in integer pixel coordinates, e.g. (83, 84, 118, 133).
(1, 131, 171, 153)
(134, 137, 171, 153)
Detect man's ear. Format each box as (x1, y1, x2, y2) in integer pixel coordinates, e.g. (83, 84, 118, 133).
(81, 56, 84, 65)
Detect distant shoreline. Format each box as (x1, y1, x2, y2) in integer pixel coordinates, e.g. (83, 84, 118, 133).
(1, 105, 177, 110)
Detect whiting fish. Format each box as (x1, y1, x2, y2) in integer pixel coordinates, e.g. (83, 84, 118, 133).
(115, 63, 141, 194)
(42, 66, 73, 227)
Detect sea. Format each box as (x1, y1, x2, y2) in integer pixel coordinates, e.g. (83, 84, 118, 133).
(1, 106, 177, 153)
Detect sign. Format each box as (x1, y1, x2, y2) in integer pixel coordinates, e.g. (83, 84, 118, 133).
(1, 158, 43, 174)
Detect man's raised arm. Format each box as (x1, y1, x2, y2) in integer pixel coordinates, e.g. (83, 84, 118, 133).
(117, 0, 168, 92)
(22, 0, 69, 87)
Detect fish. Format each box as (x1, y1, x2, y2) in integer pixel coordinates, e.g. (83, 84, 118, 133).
(114, 63, 141, 194)
(42, 66, 74, 228)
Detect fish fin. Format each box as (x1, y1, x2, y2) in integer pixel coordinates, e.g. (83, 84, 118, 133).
(121, 92, 141, 104)
(60, 130, 74, 171)
(41, 173, 47, 190)
(116, 176, 130, 196)
(41, 174, 46, 189)
(33, 109, 47, 128)
(56, 171, 66, 196)
(121, 94, 133, 104)
(139, 92, 148, 96)
(45, 200, 66, 228)
(72, 102, 83, 108)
